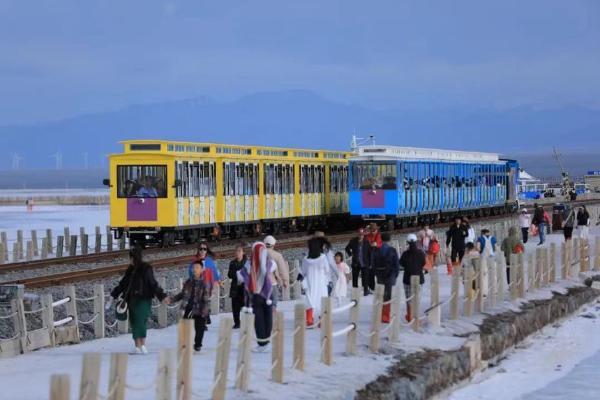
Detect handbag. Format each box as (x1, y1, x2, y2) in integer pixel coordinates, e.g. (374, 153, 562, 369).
(115, 293, 128, 321)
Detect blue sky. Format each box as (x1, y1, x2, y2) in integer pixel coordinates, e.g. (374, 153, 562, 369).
(1, 0, 600, 125)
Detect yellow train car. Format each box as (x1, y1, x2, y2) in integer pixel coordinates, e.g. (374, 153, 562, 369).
(105, 140, 351, 245)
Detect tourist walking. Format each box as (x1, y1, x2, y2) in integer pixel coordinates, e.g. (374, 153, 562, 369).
(373, 233, 400, 323)
(227, 244, 246, 329)
(400, 234, 426, 323)
(576, 206, 590, 240)
(332, 252, 351, 304)
(190, 242, 221, 326)
(300, 237, 337, 327)
(417, 223, 437, 271)
(531, 203, 548, 245)
(446, 217, 468, 269)
(345, 228, 372, 296)
(518, 209, 531, 243)
(170, 261, 211, 352)
(563, 207, 576, 241)
(110, 247, 168, 354)
(264, 235, 290, 302)
(238, 242, 276, 352)
(463, 217, 476, 245)
(476, 229, 497, 296)
(501, 226, 524, 284)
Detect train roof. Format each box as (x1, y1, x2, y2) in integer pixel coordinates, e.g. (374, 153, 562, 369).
(113, 140, 352, 161)
(351, 145, 502, 163)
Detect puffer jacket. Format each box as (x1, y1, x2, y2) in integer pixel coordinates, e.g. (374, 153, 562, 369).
(171, 276, 211, 318)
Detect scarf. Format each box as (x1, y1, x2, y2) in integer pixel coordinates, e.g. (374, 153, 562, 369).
(241, 242, 273, 300)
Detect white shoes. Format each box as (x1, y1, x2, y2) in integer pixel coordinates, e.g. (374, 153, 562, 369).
(252, 344, 271, 353)
(134, 347, 142, 354)
(140, 345, 148, 354)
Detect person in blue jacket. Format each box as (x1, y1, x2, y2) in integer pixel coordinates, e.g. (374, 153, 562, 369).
(188, 241, 221, 326)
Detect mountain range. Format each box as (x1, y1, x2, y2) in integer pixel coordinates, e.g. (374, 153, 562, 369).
(1, 90, 599, 178)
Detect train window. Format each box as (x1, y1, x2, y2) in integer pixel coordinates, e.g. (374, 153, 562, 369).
(118, 165, 167, 198)
(351, 162, 397, 190)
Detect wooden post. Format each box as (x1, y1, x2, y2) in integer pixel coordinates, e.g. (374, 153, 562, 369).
(496, 252, 506, 303)
(17, 229, 23, 259)
(117, 318, 129, 335)
(581, 239, 589, 272)
(475, 258, 485, 313)
(79, 227, 86, 248)
(272, 310, 285, 383)
(550, 243, 557, 282)
(12, 242, 18, 263)
(93, 284, 105, 339)
(41, 238, 48, 259)
(235, 312, 253, 391)
(515, 253, 524, 298)
(31, 230, 39, 256)
(69, 235, 78, 256)
(321, 296, 334, 364)
(50, 374, 70, 400)
(107, 353, 128, 400)
(0, 231, 7, 261)
(561, 242, 568, 280)
(573, 237, 580, 275)
(595, 237, 600, 272)
(41, 293, 55, 347)
(79, 353, 101, 400)
(106, 226, 113, 252)
(429, 267, 441, 328)
(81, 234, 89, 256)
(157, 277, 168, 328)
(56, 236, 64, 258)
(119, 236, 126, 251)
(463, 263, 474, 317)
(64, 227, 70, 250)
(210, 284, 220, 316)
(95, 234, 102, 254)
(156, 348, 175, 400)
(176, 319, 194, 400)
(212, 318, 233, 400)
(223, 279, 232, 313)
(410, 276, 421, 331)
(26, 240, 33, 261)
(0, 242, 5, 265)
(14, 291, 27, 353)
(389, 284, 400, 343)
(46, 228, 53, 254)
(450, 265, 461, 319)
(293, 303, 306, 371)
(65, 285, 81, 342)
(527, 253, 535, 292)
(370, 284, 384, 351)
(488, 257, 497, 308)
(509, 254, 518, 300)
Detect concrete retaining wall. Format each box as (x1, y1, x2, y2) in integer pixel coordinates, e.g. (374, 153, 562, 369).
(356, 283, 600, 400)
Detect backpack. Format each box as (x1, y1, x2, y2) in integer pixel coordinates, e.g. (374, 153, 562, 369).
(373, 246, 392, 278)
(428, 239, 440, 256)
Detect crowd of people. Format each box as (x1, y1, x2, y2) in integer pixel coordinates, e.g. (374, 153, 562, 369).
(108, 204, 597, 355)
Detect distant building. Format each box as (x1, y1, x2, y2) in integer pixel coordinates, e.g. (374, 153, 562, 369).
(584, 171, 600, 193)
(518, 169, 548, 200)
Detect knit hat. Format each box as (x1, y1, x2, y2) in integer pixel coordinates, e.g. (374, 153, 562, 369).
(407, 233, 418, 243)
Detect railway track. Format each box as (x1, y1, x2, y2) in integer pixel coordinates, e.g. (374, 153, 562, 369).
(4, 198, 600, 289)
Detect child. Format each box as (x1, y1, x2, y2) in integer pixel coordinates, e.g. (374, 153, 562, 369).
(332, 252, 351, 304)
(170, 261, 211, 352)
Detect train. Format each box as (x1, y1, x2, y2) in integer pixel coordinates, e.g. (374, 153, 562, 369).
(105, 140, 351, 246)
(105, 140, 519, 245)
(348, 145, 519, 229)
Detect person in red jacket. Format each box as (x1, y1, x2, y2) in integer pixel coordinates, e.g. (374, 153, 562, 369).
(366, 222, 382, 248)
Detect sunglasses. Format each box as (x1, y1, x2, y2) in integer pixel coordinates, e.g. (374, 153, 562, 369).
(199, 247, 208, 251)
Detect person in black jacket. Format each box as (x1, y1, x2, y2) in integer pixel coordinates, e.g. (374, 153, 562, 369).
(345, 228, 372, 296)
(400, 234, 426, 322)
(446, 217, 468, 266)
(372, 232, 400, 323)
(110, 246, 167, 354)
(227, 244, 247, 329)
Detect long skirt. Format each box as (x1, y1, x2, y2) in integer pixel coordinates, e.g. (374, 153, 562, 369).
(129, 297, 151, 340)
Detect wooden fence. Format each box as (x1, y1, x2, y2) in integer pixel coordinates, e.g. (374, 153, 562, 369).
(40, 234, 600, 400)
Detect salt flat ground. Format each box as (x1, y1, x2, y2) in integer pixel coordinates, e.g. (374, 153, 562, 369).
(0, 204, 109, 248)
(0, 228, 598, 399)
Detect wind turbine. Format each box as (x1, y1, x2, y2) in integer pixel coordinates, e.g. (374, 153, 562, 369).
(11, 153, 22, 170)
(50, 151, 63, 170)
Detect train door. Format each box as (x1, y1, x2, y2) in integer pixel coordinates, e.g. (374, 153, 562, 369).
(223, 162, 231, 223)
(264, 163, 273, 219)
(187, 162, 196, 225)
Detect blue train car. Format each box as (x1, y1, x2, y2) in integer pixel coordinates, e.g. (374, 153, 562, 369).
(348, 146, 519, 227)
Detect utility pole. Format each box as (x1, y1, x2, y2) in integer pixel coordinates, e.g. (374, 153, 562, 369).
(552, 147, 573, 201)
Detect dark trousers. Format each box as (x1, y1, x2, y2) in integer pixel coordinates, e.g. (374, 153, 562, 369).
(191, 316, 207, 349)
(368, 268, 375, 290)
(451, 247, 465, 264)
(521, 228, 529, 243)
(231, 293, 244, 327)
(252, 294, 273, 347)
(351, 266, 369, 289)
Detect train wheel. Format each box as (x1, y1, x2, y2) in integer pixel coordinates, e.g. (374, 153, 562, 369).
(161, 232, 175, 248)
